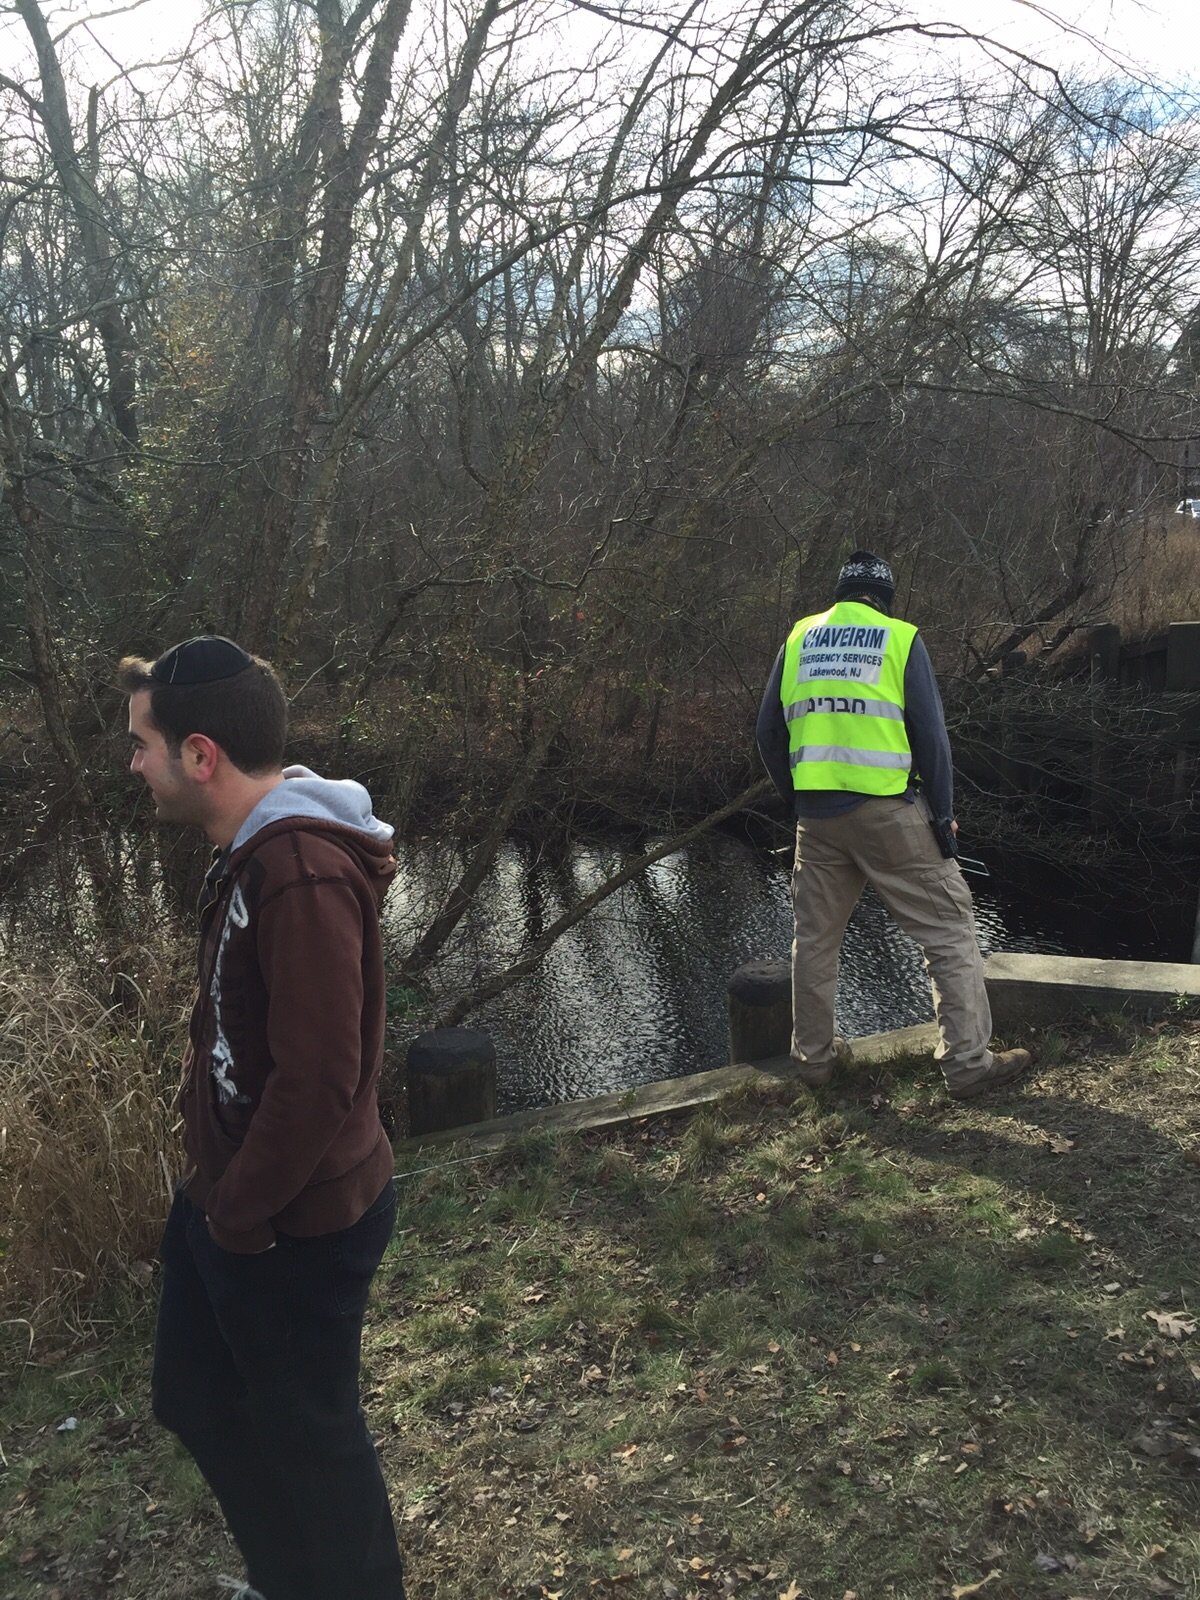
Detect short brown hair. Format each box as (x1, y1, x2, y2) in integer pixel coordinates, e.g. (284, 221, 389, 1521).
(118, 654, 287, 775)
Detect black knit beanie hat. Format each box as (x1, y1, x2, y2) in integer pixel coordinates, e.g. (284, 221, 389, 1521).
(833, 550, 895, 605)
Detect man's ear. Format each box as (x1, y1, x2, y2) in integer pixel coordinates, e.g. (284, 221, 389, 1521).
(181, 733, 220, 782)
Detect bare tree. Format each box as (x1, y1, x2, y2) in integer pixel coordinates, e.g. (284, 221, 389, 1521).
(5, 0, 1200, 999)
(13, 0, 140, 443)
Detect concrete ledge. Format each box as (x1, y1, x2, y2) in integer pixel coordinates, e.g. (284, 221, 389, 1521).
(986, 951, 1200, 1030)
(398, 955, 1200, 1155)
(401, 1062, 785, 1152)
(399, 1021, 942, 1152)
(840, 1022, 940, 1064)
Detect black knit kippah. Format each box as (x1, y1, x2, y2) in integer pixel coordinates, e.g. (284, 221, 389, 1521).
(149, 635, 253, 686)
(834, 550, 895, 600)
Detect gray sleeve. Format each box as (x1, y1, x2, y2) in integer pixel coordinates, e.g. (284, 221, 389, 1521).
(755, 646, 794, 807)
(904, 635, 954, 820)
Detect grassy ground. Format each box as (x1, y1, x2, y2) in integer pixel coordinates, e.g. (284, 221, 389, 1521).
(2, 1018, 1199, 1600)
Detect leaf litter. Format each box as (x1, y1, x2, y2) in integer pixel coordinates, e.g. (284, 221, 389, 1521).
(4, 1018, 1200, 1597)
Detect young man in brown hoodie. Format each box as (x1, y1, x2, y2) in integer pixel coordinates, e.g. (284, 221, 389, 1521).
(120, 636, 405, 1600)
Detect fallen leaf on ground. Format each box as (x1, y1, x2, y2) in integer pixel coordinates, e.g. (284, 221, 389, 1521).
(1133, 1429, 1173, 1456)
(778, 1584, 803, 1600)
(950, 1571, 1000, 1598)
(1145, 1311, 1196, 1340)
(1046, 1136, 1075, 1154)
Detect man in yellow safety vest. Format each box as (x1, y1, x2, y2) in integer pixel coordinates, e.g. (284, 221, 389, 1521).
(756, 550, 1030, 1099)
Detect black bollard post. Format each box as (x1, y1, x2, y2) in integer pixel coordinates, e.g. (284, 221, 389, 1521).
(407, 1028, 498, 1135)
(728, 959, 792, 1064)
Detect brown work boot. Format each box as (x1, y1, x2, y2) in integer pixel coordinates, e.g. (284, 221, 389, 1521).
(946, 1047, 1032, 1102)
(790, 1034, 852, 1089)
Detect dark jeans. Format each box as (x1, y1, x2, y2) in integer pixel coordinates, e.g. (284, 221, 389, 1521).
(152, 1180, 405, 1600)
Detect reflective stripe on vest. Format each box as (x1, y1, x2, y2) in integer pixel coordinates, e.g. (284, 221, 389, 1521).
(780, 600, 917, 795)
(784, 697, 905, 723)
(789, 746, 911, 770)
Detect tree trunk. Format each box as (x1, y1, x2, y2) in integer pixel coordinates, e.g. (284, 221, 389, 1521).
(399, 713, 562, 980)
(16, 0, 139, 445)
(437, 779, 773, 1027)
(13, 479, 127, 934)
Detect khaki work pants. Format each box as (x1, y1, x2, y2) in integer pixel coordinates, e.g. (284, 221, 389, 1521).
(790, 795, 994, 1089)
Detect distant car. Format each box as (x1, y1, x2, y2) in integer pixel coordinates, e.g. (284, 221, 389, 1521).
(1177, 499, 1200, 518)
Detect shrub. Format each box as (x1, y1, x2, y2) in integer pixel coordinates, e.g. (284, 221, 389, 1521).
(0, 942, 188, 1359)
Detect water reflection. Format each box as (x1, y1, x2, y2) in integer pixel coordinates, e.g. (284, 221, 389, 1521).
(3, 823, 1166, 1117)
(385, 832, 1151, 1115)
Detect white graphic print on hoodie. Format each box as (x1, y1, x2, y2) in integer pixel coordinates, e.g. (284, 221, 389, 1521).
(204, 765, 394, 1107)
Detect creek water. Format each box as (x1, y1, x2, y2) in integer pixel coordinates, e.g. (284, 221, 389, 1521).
(6, 822, 1185, 1116)
(384, 829, 1180, 1115)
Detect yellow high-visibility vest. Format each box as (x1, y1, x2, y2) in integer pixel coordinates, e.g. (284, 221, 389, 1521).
(780, 600, 917, 793)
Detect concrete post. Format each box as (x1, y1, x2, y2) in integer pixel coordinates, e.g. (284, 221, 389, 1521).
(407, 1028, 497, 1135)
(1166, 622, 1200, 692)
(1088, 623, 1121, 828)
(1088, 623, 1121, 684)
(728, 959, 792, 1064)
(1166, 623, 1200, 847)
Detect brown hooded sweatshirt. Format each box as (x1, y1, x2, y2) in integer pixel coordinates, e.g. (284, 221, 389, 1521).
(179, 771, 396, 1253)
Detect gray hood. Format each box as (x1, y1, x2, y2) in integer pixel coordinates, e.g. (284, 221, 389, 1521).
(231, 765, 394, 852)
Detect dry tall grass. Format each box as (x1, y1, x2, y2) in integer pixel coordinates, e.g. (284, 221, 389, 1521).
(0, 943, 190, 1361)
(1111, 513, 1200, 639)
